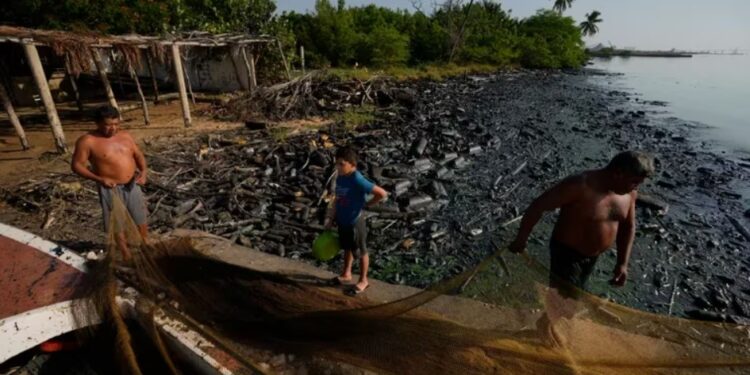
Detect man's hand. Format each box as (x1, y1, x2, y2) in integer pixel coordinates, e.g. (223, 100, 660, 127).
(611, 264, 628, 287)
(136, 171, 147, 185)
(509, 238, 527, 254)
(99, 177, 117, 188)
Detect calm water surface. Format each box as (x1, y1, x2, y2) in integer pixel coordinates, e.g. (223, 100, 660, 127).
(590, 54, 750, 152)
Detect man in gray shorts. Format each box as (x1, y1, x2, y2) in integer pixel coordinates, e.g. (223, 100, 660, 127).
(72, 106, 149, 260)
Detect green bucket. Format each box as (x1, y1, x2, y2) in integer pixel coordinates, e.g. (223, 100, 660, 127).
(312, 230, 340, 261)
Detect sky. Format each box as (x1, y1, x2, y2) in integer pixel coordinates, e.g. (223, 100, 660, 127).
(275, 0, 750, 51)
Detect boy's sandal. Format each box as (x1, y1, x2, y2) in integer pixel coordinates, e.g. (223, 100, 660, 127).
(328, 276, 344, 286)
(345, 285, 369, 297)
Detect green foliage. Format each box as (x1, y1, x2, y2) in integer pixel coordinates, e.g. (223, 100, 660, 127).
(365, 24, 410, 67)
(518, 10, 587, 68)
(0, 0, 276, 34)
(580, 10, 603, 37)
(0, 0, 591, 71)
(284, 1, 588, 70)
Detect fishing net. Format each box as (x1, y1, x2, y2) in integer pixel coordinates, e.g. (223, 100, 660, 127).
(74, 194, 750, 374)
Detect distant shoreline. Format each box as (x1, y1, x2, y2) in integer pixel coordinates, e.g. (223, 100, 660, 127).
(588, 49, 693, 58)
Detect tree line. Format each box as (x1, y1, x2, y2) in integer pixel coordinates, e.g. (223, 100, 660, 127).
(0, 0, 602, 70)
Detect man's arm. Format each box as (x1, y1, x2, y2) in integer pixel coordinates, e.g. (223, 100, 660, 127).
(612, 192, 637, 286)
(509, 175, 584, 253)
(71, 136, 112, 187)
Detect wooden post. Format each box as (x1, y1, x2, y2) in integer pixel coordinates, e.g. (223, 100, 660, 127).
(126, 61, 150, 125)
(241, 46, 257, 91)
(0, 81, 30, 150)
(171, 43, 192, 127)
(92, 48, 121, 118)
(248, 51, 257, 89)
(109, 50, 125, 96)
(63, 54, 84, 113)
(181, 54, 196, 106)
(300, 45, 306, 74)
(22, 42, 67, 154)
(230, 46, 248, 91)
(276, 39, 291, 80)
(145, 52, 160, 103)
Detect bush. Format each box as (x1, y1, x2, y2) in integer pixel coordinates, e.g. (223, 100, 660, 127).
(518, 10, 587, 68)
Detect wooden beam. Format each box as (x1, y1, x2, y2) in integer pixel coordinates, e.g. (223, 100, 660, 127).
(109, 50, 125, 96)
(241, 47, 257, 91)
(276, 40, 291, 80)
(0, 81, 30, 150)
(92, 48, 121, 118)
(171, 44, 192, 127)
(145, 51, 160, 103)
(63, 54, 84, 113)
(126, 60, 150, 125)
(230, 46, 249, 91)
(180, 53, 196, 106)
(21, 42, 67, 153)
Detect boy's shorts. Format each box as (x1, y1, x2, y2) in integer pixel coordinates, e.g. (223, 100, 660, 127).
(338, 215, 368, 255)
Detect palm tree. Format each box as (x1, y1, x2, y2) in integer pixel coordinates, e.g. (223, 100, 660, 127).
(580, 10, 602, 37)
(552, 0, 573, 14)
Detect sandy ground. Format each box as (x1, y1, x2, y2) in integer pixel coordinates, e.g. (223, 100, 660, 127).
(0, 100, 242, 185)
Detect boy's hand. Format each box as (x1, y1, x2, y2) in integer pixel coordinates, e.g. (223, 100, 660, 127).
(324, 218, 335, 230)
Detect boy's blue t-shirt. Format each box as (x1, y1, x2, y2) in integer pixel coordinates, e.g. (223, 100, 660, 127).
(335, 170, 375, 227)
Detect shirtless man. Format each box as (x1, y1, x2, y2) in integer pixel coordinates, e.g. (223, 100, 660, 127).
(509, 151, 655, 295)
(72, 106, 148, 260)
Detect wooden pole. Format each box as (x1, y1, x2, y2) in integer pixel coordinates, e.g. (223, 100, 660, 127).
(109, 50, 125, 96)
(126, 60, 150, 125)
(276, 39, 291, 80)
(92, 48, 121, 118)
(22, 42, 67, 154)
(230, 46, 248, 91)
(0, 81, 30, 150)
(63, 54, 84, 113)
(181, 54, 196, 106)
(171, 44, 192, 127)
(241, 47, 257, 91)
(249, 51, 257, 89)
(300, 45, 306, 74)
(145, 52, 160, 103)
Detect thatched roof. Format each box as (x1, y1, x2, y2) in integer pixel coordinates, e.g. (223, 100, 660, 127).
(0, 26, 275, 47)
(0, 25, 276, 75)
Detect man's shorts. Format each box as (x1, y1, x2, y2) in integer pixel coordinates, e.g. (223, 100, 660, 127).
(549, 239, 599, 299)
(338, 215, 368, 256)
(98, 179, 148, 232)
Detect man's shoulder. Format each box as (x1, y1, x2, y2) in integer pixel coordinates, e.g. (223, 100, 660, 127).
(116, 130, 135, 141)
(561, 172, 588, 188)
(75, 132, 97, 146)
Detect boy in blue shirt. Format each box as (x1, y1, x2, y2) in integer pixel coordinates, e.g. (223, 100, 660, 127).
(325, 146, 388, 296)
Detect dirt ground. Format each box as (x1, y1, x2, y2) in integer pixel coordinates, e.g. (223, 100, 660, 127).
(0, 100, 242, 186)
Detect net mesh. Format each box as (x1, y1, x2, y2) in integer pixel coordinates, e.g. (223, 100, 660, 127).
(74, 194, 750, 375)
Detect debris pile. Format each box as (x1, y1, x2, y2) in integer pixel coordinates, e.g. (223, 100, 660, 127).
(206, 71, 415, 122)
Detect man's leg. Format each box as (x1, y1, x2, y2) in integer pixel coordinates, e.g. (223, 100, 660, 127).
(138, 224, 148, 241)
(116, 232, 132, 261)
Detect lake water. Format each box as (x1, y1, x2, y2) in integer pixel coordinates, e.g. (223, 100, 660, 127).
(589, 54, 750, 153)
